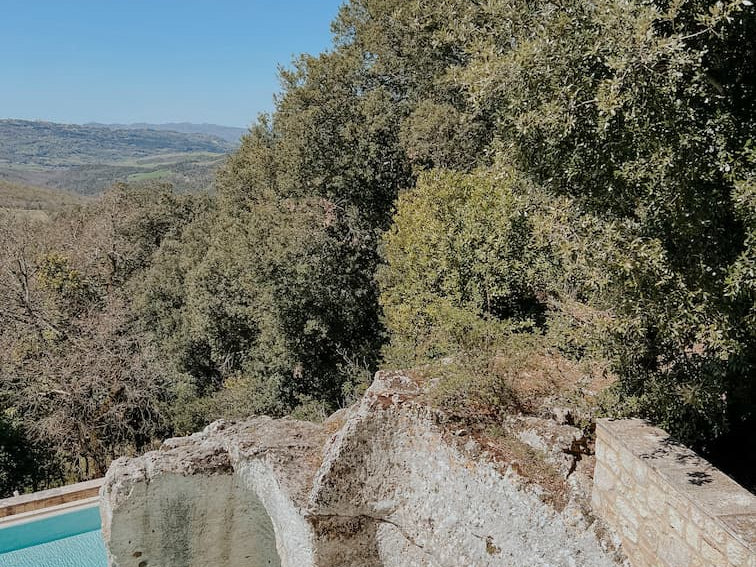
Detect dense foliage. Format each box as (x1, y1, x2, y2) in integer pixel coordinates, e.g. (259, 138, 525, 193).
(1, 0, 753, 495)
(376, 0, 755, 452)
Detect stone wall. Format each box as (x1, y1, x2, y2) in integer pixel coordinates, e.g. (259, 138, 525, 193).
(592, 419, 755, 567)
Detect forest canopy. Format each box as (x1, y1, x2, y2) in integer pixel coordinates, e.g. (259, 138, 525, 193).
(0, 0, 753, 495)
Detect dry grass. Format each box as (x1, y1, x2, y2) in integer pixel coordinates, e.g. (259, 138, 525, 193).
(422, 342, 614, 425)
(440, 420, 570, 511)
(414, 340, 616, 508)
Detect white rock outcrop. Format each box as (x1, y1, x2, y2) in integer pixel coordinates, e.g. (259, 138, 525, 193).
(101, 372, 624, 567)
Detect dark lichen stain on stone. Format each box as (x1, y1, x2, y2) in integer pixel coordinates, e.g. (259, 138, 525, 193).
(485, 535, 501, 555)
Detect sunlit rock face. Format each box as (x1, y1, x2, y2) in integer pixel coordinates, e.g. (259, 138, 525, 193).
(101, 373, 623, 567)
(101, 418, 326, 567)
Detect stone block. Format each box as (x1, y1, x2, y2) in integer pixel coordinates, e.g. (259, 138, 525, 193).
(647, 479, 667, 509)
(618, 519, 639, 545)
(619, 447, 637, 472)
(656, 537, 691, 567)
(669, 496, 690, 518)
(593, 462, 616, 493)
(725, 539, 750, 567)
(634, 494, 650, 520)
(703, 517, 730, 547)
(639, 521, 661, 552)
(615, 495, 640, 530)
(603, 446, 621, 476)
(632, 460, 648, 483)
(684, 520, 701, 550)
(620, 468, 634, 488)
(595, 440, 606, 461)
(689, 504, 706, 530)
(667, 504, 685, 532)
(591, 491, 603, 512)
(700, 537, 727, 567)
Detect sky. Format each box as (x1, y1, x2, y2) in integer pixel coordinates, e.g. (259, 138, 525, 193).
(0, 0, 343, 128)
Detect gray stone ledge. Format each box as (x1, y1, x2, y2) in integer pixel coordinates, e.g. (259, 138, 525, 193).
(596, 418, 755, 556)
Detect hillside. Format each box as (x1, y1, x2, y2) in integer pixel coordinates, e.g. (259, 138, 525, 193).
(0, 178, 84, 220)
(0, 119, 234, 164)
(87, 122, 247, 143)
(0, 119, 235, 194)
(0, 178, 83, 210)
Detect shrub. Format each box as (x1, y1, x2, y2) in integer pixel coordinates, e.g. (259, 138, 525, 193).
(379, 168, 552, 366)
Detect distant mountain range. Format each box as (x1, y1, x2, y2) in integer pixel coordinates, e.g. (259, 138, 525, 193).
(86, 122, 248, 143)
(0, 119, 240, 195)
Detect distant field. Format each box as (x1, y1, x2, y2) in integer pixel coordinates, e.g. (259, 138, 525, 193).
(0, 119, 234, 165)
(0, 151, 225, 196)
(128, 169, 172, 182)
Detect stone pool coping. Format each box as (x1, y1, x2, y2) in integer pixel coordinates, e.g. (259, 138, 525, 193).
(0, 479, 103, 521)
(0, 496, 100, 529)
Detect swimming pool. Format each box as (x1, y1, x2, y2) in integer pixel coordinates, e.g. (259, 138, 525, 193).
(0, 505, 107, 567)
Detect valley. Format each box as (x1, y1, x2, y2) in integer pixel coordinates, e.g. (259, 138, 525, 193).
(0, 119, 241, 195)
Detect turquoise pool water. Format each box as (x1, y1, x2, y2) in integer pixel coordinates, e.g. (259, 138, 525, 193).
(0, 506, 107, 567)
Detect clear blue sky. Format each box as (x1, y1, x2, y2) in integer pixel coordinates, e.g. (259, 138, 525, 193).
(0, 0, 343, 128)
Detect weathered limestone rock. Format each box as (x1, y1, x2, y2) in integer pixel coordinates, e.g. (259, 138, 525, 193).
(101, 418, 329, 567)
(310, 372, 620, 567)
(101, 372, 623, 567)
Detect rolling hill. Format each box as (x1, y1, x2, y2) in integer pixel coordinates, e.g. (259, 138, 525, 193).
(0, 119, 238, 195)
(87, 122, 248, 143)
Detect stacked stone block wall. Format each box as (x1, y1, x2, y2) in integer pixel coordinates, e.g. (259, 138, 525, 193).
(592, 419, 755, 567)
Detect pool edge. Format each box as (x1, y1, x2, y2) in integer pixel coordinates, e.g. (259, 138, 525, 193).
(0, 496, 101, 528)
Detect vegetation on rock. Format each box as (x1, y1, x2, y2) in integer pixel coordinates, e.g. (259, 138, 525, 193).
(0, 0, 753, 494)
